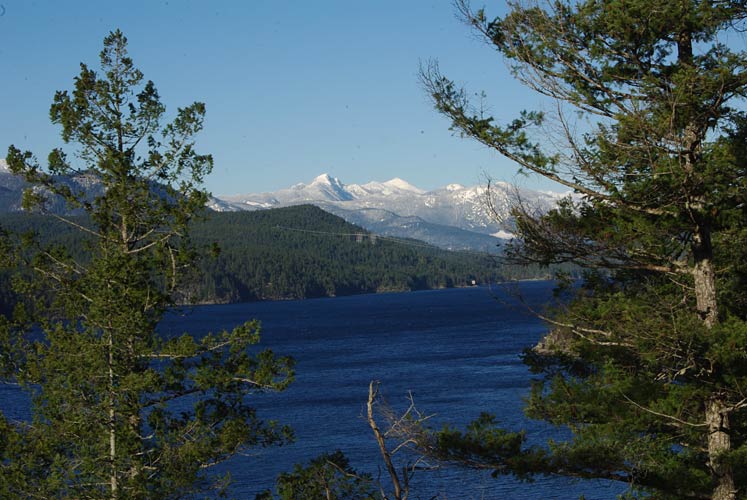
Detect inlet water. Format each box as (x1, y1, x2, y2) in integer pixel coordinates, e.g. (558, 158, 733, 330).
(1, 282, 624, 499)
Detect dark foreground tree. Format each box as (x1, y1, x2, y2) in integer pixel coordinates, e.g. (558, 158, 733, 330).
(421, 1, 747, 499)
(256, 450, 376, 500)
(1, 31, 293, 499)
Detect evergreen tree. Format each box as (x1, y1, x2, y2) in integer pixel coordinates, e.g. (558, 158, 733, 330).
(256, 450, 376, 500)
(420, 1, 747, 499)
(1, 30, 293, 499)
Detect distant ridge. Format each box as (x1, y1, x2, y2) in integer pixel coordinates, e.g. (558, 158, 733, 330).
(0, 164, 570, 253)
(215, 173, 571, 252)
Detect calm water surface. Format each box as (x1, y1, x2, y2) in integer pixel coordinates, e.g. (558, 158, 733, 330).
(1, 282, 624, 499)
(160, 282, 622, 499)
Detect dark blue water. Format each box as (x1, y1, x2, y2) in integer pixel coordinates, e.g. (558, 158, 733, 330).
(1, 282, 625, 499)
(160, 282, 622, 499)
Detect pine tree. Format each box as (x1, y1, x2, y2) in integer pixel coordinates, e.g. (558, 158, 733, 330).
(1, 30, 293, 499)
(256, 450, 376, 500)
(420, 1, 747, 499)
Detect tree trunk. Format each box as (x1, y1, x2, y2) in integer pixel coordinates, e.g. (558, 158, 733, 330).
(108, 331, 118, 499)
(677, 17, 732, 492)
(692, 225, 734, 498)
(367, 381, 405, 500)
(707, 397, 736, 500)
(692, 225, 718, 329)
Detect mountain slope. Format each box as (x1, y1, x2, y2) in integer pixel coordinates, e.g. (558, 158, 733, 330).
(217, 174, 570, 250)
(189, 205, 504, 302)
(0, 206, 506, 305)
(322, 205, 503, 254)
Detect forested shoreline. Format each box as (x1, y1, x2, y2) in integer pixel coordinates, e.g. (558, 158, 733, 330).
(0, 205, 548, 307)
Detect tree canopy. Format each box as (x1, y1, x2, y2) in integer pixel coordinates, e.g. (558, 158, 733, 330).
(1, 30, 293, 499)
(420, 1, 747, 499)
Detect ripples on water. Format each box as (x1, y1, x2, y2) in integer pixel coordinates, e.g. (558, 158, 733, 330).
(2, 283, 625, 499)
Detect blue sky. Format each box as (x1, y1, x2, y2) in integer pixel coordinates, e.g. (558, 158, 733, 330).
(0, 0, 561, 196)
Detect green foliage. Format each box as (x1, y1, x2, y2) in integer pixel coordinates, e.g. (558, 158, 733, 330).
(190, 205, 508, 302)
(257, 450, 376, 500)
(0, 205, 511, 305)
(421, 1, 747, 498)
(430, 413, 548, 481)
(1, 30, 293, 499)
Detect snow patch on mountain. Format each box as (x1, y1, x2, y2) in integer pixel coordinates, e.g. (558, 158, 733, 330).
(492, 230, 515, 240)
(307, 173, 354, 201)
(346, 177, 425, 198)
(220, 173, 357, 207)
(382, 177, 424, 193)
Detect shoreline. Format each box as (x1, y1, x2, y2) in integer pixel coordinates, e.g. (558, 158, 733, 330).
(183, 277, 556, 307)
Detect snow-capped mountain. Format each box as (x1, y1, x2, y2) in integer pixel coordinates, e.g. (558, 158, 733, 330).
(0, 160, 569, 252)
(220, 173, 423, 207)
(346, 177, 425, 198)
(293, 173, 354, 202)
(216, 174, 571, 251)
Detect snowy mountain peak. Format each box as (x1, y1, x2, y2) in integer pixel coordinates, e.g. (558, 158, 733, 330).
(383, 177, 424, 194)
(310, 172, 338, 186)
(445, 183, 465, 192)
(300, 173, 353, 201)
(347, 177, 425, 198)
(0, 159, 9, 172)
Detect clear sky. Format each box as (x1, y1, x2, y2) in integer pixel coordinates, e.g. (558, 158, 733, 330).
(0, 0, 563, 196)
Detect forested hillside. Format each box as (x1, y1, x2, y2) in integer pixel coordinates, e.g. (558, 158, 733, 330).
(184, 205, 505, 302)
(0, 205, 513, 305)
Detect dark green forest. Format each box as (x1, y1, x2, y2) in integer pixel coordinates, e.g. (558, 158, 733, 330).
(189, 205, 507, 302)
(0, 205, 531, 306)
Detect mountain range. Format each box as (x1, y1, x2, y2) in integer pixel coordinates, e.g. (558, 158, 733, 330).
(0, 159, 570, 252)
(212, 173, 571, 252)
(0, 158, 106, 214)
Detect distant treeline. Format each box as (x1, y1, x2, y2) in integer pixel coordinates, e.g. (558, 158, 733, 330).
(0, 205, 559, 307)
